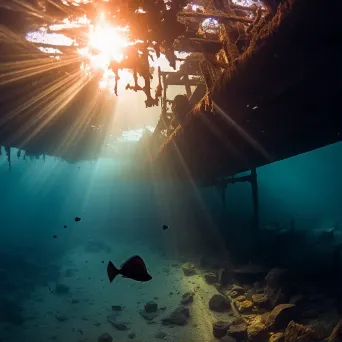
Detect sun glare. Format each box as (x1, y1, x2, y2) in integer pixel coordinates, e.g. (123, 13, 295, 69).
(79, 15, 129, 67)
(25, 9, 188, 95)
(89, 23, 127, 63)
(76, 13, 131, 92)
(26, 12, 132, 94)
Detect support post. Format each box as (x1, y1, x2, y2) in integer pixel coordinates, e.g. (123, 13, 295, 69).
(184, 75, 192, 98)
(250, 168, 259, 235)
(162, 74, 167, 115)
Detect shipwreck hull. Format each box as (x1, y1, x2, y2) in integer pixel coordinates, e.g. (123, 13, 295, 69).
(152, 0, 341, 182)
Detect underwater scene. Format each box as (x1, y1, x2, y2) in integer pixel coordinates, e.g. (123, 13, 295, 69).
(0, 0, 340, 341)
(0, 142, 342, 342)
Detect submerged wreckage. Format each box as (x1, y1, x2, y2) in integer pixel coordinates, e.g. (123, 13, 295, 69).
(0, 0, 340, 182)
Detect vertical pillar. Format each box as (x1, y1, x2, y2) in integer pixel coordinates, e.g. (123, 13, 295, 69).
(250, 168, 259, 235)
(184, 75, 192, 99)
(162, 74, 167, 115)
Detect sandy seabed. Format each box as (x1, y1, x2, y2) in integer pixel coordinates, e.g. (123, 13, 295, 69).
(0, 242, 227, 342)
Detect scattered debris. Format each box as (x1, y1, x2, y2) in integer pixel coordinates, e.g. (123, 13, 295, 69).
(327, 320, 342, 341)
(140, 302, 159, 321)
(227, 322, 248, 340)
(209, 294, 230, 312)
(284, 320, 315, 342)
(155, 330, 167, 339)
(252, 293, 268, 308)
(180, 292, 193, 305)
(229, 285, 246, 299)
(182, 263, 197, 276)
(235, 299, 254, 313)
(144, 301, 158, 313)
(107, 315, 129, 331)
(269, 332, 284, 342)
(266, 304, 297, 330)
(213, 320, 230, 338)
(204, 272, 217, 284)
(97, 333, 113, 342)
(161, 307, 189, 326)
(247, 321, 268, 341)
(128, 331, 136, 339)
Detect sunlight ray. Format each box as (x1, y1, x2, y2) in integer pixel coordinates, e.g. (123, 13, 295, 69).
(18, 70, 91, 147)
(0, 70, 82, 126)
(6, 69, 85, 142)
(53, 92, 106, 157)
(214, 102, 274, 162)
(0, 55, 82, 86)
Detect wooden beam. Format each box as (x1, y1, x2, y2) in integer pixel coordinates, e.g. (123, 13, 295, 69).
(161, 74, 167, 116)
(204, 174, 251, 187)
(230, 3, 267, 13)
(174, 37, 222, 54)
(178, 11, 254, 24)
(184, 75, 192, 98)
(165, 79, 202, 86)
(179, 37, 222, 44)
(160, 71, 199, 77)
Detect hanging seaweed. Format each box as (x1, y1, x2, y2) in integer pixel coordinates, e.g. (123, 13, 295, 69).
(4, 146, 11, 170)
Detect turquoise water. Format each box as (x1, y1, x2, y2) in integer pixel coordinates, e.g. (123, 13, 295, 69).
(0, 142, 341, 341)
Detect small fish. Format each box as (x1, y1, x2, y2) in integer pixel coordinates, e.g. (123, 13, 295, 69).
(48, 286, 54, 294)
(53, 235, 57, 239)
(107, 256, 152, 283)
(162, 225, 169, 230)
(64, 225, 67, 228)
(75, 217, 81, 222)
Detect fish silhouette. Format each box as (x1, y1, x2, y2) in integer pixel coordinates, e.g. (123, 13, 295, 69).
(107, 256, 152, 282)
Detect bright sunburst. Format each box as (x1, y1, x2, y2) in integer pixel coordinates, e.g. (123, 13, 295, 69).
(78, 13, 131, 93)
(26, 12, 132, 94)
(78, 13, 130, 68)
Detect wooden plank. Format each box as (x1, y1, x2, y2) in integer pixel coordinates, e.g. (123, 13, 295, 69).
(178, 11, 253, 24)
(165, 79, 202, 86)
(160, 71, 199, 77)
(174, 37, 222, 54)
(230, 3, 267, 13)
